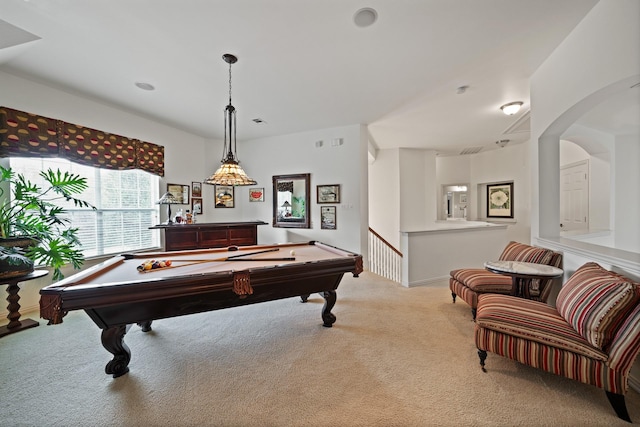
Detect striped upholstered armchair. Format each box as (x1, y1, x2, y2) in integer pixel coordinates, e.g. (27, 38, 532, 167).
(475, 262, 640, 422)
(450, 241, 563, 320)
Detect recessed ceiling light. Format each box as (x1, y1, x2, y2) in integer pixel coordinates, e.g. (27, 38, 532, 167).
(135, 82, 155, 91)
(353, 8, 378, 28)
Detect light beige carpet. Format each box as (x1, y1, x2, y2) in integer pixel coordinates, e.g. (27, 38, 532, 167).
(1, 271, 638, 426)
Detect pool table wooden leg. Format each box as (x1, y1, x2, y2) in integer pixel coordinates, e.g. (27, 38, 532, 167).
(101, 324, 131, 378)
(322, 290, 337, 327)
(137, 320, 153, 332)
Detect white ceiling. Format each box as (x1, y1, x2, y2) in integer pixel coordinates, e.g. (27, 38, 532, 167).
(0, 0, 603, 156)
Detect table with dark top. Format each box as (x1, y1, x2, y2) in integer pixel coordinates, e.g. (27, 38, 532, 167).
(40, 241, 362, 378)
(484, 260, 563, 299)
(1, 270, 48, 338)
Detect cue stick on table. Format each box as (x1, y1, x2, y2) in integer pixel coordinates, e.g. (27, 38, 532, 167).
(137, 257, 296, 273)
(123, 247, 280, 262)
(132, 248, 295, 273)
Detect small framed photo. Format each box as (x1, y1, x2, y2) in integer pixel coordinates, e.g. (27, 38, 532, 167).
(215, 185, 234, 208)
(249, 187, 264, 202)
(317, 184, 340, 204)
(487, 182, 513, 218)
(191, 197, 203, 215)
(321, 206, 337, 230)
(459, 193, 467, 203)
(191, 181, 202, 198)
(167, 183, 190, 205)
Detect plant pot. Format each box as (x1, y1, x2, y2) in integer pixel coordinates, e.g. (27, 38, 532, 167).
(0, 236, 39, 250)
(0, 253, 34, 279)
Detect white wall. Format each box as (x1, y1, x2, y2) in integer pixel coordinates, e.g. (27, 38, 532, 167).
(613, 134, 640, 253)
(530, 0, 640, 386)
(372, 143, 530, 249)
(368, 148, 400, 249)
(531, 0, 640, 243)
(213, 124, 368, 257)
(470, 143, 531, 244)
(0, 71, 208, 190)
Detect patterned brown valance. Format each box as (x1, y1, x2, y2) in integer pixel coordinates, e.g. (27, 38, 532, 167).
(60, 122, 137, 170)
(0, 107, 164, 177)
(136, 140, 165, 176)
(277, 181, 294, 193)
(0, 107, 60, 158)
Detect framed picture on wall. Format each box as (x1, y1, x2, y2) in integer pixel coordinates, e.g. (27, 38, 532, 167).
(167, 183, 190, 205)
(191, 181, 202, 198)
(321, 206, 337, 230)
(215, 185, 234, 208)
(192, 197, 203, 215)
(249, 187, 264, 202)
(487, 182, 513, 218)
(317, 184, 340, 204)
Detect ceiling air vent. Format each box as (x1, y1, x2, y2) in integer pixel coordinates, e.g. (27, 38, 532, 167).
(459, 146, 483, 155)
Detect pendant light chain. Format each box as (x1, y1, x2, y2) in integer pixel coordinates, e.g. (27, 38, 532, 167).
(203, 53, 257, 187)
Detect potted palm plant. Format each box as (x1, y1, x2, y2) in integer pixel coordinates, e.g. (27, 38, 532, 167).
(0, 165, 94, 281)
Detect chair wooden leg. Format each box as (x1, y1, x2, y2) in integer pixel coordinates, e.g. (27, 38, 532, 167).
(451, 292, 457, 303)
(477, 349, 487, 372)
(605, 391, 631, 422)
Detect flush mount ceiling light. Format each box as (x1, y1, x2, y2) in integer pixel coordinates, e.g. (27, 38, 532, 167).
(500, 101, 523, 115)
(204, 53, 257, 187)
(354, 7, 378, 28)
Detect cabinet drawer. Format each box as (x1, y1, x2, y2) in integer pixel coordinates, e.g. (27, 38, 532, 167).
(228, 227, 257, 246)
(199, 229, 230, 248)
(165, 229, 200, 251)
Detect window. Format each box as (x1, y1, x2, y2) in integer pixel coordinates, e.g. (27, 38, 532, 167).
(10, 158, 161, 258)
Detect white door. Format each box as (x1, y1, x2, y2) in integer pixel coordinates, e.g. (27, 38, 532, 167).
(560, 160, 589, 232)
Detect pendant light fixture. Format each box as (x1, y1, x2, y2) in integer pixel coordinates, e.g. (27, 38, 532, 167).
(204, 53, 257, 186)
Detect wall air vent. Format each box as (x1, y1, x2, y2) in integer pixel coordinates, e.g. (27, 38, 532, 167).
(459, 146, 483, 155)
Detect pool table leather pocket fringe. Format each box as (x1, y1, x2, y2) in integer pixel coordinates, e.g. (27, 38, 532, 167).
(233, 271, 253, 296)
(40, 294, 65, 325)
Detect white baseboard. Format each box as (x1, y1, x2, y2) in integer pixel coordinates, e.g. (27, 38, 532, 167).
(404, 275, 449, 287)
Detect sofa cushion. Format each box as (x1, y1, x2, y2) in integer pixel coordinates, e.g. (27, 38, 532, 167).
(498, 241, 555, 264)
(476, 294, 607, 360)
(450, 268, 513, 293)
(556, 262, 640, 350)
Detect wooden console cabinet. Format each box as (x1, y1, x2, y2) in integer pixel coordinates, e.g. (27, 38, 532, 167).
(150, 221, 267, 251)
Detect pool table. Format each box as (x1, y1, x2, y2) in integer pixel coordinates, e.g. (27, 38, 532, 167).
(40, 241, 363, 378)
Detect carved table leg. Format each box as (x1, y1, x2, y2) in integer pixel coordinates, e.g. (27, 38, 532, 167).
(321, 290, 337, 328)
(0, 282, 39, 338)
(102, 325, 131, 378)
(137, 320, 153, 332)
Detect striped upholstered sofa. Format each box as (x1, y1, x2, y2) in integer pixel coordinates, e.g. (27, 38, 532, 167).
(450, 241, 563, 320)
(475, 262, 640, 422)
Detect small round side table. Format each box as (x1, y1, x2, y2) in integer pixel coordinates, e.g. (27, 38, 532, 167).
(0, 270, 49, 338)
